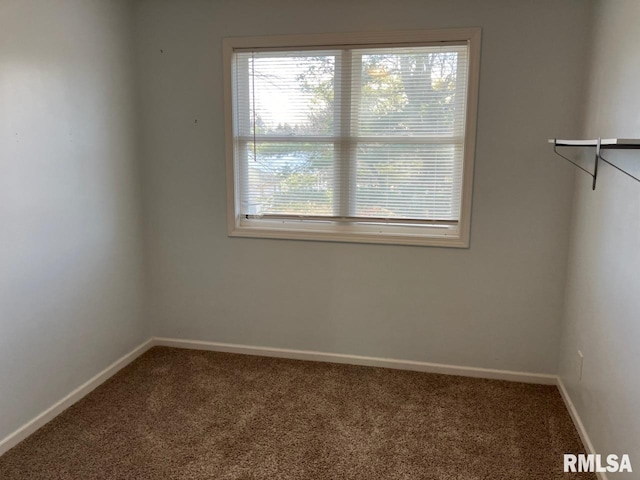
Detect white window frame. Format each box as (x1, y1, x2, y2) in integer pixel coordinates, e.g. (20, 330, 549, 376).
(223, 28, 481, 247)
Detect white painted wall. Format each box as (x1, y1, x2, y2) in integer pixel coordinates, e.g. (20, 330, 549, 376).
(0, 0, 148, 440)
(558, 0, 640, 472)
(135, 0, 593, 374)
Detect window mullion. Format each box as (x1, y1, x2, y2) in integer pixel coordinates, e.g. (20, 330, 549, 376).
(348, 53, 362, 217)
(336, 49, 356, 217)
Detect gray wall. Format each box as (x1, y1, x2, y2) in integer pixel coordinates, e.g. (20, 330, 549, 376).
(135, 0, 592, 374)
(0, 0, 148, 440)
(558, 0, 640, 472)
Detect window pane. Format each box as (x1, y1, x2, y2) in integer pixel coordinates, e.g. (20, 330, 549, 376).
(236, 52, 336, 137)
(354, 46, 467, 137)
(355, 144, 461, 220)
(243, 142, 334, 216)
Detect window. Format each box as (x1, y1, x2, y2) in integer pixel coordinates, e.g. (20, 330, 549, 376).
(224, 29, 480, 247)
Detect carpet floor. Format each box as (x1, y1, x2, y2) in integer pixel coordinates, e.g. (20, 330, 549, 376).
(0, 347, 594, 479)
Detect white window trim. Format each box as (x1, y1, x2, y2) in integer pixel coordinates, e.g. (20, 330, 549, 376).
(223, 28, 481, 248)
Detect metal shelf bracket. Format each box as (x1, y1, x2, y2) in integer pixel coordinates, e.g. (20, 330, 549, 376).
(552, 138, 598, 189)
(551, 137, 640, 190)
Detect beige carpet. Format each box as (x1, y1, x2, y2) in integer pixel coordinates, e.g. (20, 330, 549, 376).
(0, 347, 594, 479)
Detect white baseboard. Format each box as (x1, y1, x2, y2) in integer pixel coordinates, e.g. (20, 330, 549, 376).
(3, 335, 594, 469)
(556, 377, 607, 480)
(153, 337, 558, 385)
(0, 338, 154, 457)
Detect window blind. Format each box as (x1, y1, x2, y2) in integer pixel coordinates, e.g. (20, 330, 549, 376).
(232, 44, 469, 225)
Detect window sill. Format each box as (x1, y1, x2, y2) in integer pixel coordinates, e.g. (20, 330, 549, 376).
(228, 220, 470, 248)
